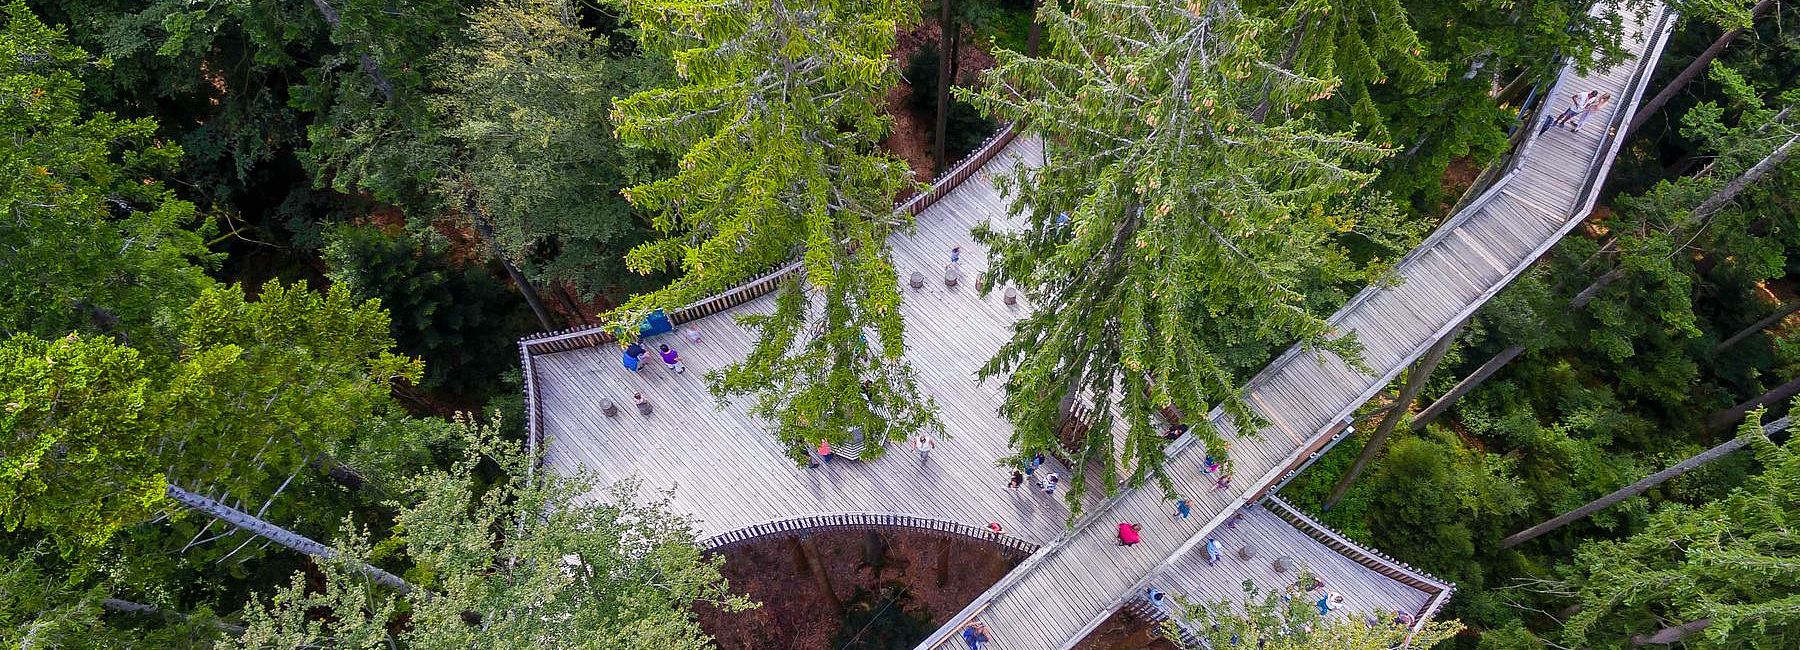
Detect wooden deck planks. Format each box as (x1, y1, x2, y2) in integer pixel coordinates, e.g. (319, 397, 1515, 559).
(526, 2, 1672, 647)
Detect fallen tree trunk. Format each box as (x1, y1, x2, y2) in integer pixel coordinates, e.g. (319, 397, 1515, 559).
(102, 598, 245, 634)
(1714, 300, 1800, 353)
(165, 484, 415, 594)
(1499, 416, 1790, 549)
(1704, 376, 1800, 433)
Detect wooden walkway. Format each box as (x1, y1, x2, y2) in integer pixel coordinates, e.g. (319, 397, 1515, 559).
(915, 2, 1673, 648)
(522, 0, 1670, 646)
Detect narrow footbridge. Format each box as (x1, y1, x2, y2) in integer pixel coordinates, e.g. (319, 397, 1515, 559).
(518, 2, 1671, 647)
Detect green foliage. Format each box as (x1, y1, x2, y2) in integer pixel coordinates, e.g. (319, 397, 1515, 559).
(612, 0, 941, 456)
(0, 0, 213, 347)
(1365, 434, 1529, 587)
(1179, 573, 1462, 649)
(431, 0, 668, 299)
(0, 281, 420, 553)
(324, 224, 531, 395)
(1553, 408, 1800, 649)
(241, 419, 754, 648)
(0, 335, 160, 551)
(963, 0, 1390, 507)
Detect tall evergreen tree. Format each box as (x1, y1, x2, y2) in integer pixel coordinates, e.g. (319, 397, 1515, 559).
(962, 0, 1389, 505)
(611, 0, 940, 461)
(1551, 407, 1800, 648)
(239, 422, 752, 648)
(0, 0, 213, 348)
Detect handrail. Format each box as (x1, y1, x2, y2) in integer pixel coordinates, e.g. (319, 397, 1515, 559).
(698, 511, 1041, 555)
(1261, 496, 1453, 595)
(517, 124, 1027, 469)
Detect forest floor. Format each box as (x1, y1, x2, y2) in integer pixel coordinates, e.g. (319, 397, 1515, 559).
(884, 20, 999, 185)
(1069, 609, 1181, 650)
(695, 528, 1026, 649)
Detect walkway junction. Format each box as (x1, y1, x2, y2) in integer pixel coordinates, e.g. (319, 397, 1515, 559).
(518, 3, 1672, 647)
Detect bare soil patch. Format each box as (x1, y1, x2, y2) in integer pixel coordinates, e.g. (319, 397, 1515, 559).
(695, 528, 1026, 649)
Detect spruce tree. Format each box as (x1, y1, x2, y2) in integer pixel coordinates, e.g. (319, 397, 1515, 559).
(963, 0, 1388, 505)
(1552, 407, 1800, 648)
(611, 0, 940, 460)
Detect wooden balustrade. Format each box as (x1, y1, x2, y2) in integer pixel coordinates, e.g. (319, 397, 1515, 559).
(696, 512, 1042, 555)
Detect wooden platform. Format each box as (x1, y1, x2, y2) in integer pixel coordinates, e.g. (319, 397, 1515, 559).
(526, 1, 1672, 647)
(917, 3, 1673, 648)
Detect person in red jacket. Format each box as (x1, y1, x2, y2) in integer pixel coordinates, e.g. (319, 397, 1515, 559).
(1117, 522, 1142, 546)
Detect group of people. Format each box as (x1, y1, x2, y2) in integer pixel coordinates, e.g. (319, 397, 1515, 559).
(620, 339, 686, 374)
(1544, 89, 1614, 135)
(1005, 451, 1059, 496)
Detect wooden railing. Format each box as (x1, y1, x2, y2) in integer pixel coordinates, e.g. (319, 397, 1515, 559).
(699, 511, 1041, 556)
(518, 123, 1026, 475)
(1261, 496, 1453, 631)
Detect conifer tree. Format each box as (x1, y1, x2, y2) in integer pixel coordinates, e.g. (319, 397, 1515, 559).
(610, 0, 940, 460)
(963, 0, 1388, 504)
(1551, 407, 1800, 648)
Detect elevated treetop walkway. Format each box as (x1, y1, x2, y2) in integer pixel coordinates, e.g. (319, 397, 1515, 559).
(519, 1, 1672, 646)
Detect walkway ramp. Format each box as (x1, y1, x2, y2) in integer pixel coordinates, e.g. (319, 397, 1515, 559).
(917, 3, 1673, 648)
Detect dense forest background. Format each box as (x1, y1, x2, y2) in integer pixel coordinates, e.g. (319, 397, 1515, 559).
(2, 0, 1797, 646)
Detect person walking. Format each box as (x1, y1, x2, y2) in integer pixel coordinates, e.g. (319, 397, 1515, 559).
(987, 522, 1005, 535)
(1213, 473, 1233, 490)
(1204, 537, 1222, 566)
(817, 439, 833, 465)
(1567, 92, 1612, 133)
(1317, 592, 1345, 616)
(1026, 451, 1046, 477)
(1172, 498, 1192, 520)
(912, 435, 936, 464)
(1039, 472, 1060, 495)
(1547, 89, 1600, 132)
(950, 246, 962, 265)
(632, 392, 652, 415)
(657, 343, 685, 374)
(1007, 470, 1025, 492)
(1116, 522, 1142, 546)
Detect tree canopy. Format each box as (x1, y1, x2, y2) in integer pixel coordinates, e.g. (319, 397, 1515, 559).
(963, 0, 1391, 505)
(609, 0, 941, 459)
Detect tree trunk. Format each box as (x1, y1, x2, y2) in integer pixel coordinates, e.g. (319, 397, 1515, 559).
(1691, 131, 1799, 219)
(1324, 320, 1465, 510)
(465, 201, 558, 331)
(1705, 376, 1800, 433)
(1715, 301, 1800, 353)
(1493, 69, 1534, 106)
(933, 0, 954, 173)
(935, 537, 952, 587)
(1500, 416, 1790, 548)
(790, 535, 842, 616)
(102, 598, 246, 634)
(309, 0, 396, 102)
(1627, 0, 1775, 137)
(1412, 345, 1525, 431)
(1631, 619, 1712, 646)
(1251, 16, 1310, 123)
(165, 484, 415, 594)
(1025, 0, 1041, 57)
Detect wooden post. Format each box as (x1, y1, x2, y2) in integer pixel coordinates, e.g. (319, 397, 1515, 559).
(1324, 319, 1465, 510)
(1411, 345, 1523, 431)
(1704, 376, 1800, 433)
(1714, 301, 1800, 353)
(936, 537, 952, 587)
